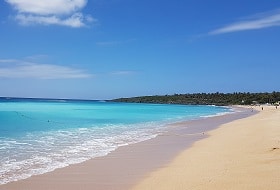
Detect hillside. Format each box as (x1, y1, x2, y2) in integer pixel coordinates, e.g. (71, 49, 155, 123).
(112, 92, 280, 106)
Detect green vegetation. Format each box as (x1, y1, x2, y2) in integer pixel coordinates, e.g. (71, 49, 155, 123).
(111, 92, 280, 106)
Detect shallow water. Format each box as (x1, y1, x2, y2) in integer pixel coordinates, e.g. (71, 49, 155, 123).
(0, 98, 230, 184)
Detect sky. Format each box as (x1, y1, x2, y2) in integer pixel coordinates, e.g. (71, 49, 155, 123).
(0, 0, 280, 100)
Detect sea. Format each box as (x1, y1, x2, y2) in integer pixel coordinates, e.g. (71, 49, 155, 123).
(0, 98, 231, 184)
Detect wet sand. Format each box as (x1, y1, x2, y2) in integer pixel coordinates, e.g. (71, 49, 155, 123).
(133, 106, 280, 190)
(0, 107, 253, 190)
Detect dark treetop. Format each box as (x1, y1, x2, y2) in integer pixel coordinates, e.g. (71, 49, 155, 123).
(111, 92, 280, 106)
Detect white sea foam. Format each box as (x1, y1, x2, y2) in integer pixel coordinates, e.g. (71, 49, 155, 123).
(200, 111, 234, 118)
(200, 106, 234, 118)
(0, 122, 164, 185)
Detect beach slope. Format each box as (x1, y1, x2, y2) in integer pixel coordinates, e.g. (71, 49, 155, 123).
(133, 106, 280, 190)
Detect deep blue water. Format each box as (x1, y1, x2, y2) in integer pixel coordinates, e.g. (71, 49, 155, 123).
(0, 98, 230, 184)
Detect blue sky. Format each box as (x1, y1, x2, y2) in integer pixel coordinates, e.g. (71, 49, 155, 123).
(0, 0, 280, 100)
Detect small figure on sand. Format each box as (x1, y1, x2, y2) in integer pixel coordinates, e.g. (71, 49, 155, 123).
(262, 107, 263, 110)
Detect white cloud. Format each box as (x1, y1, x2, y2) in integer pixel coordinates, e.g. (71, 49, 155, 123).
(15, 13, 93, 27)
(5, 0, 95, 27)
(110, 71, 136, 76)
(210, 9, 280, 35)
(6, 0, 87, 15)
(0, 59, 92, 79)
(0, 59, 17, 63)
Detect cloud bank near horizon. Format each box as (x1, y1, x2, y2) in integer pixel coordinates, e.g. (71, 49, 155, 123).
(5, 0, 95, 27)
(0, 59, 92, 79)
(210, 9, 280, 35)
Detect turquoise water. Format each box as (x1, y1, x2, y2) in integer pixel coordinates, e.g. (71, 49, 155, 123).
(0, 98, 230, 184)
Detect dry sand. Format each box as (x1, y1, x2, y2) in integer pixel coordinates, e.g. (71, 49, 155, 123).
(133, 105, 280, 190)
(0, 107, 252, 190)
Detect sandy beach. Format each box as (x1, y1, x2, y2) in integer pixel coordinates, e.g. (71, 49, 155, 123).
(2, 106, 278, 190)
(133, 105, 280, 190)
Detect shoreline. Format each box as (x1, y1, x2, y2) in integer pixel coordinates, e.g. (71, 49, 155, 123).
(0, 107, 254, 190)
(133, 105, 280, 190)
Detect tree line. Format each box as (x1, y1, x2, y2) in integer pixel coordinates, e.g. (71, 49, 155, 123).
(111, 92, 280, 106)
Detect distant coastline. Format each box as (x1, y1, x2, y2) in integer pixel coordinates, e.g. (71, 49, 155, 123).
(111, 92, 280, 106)
(2, 91, 280, 106)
